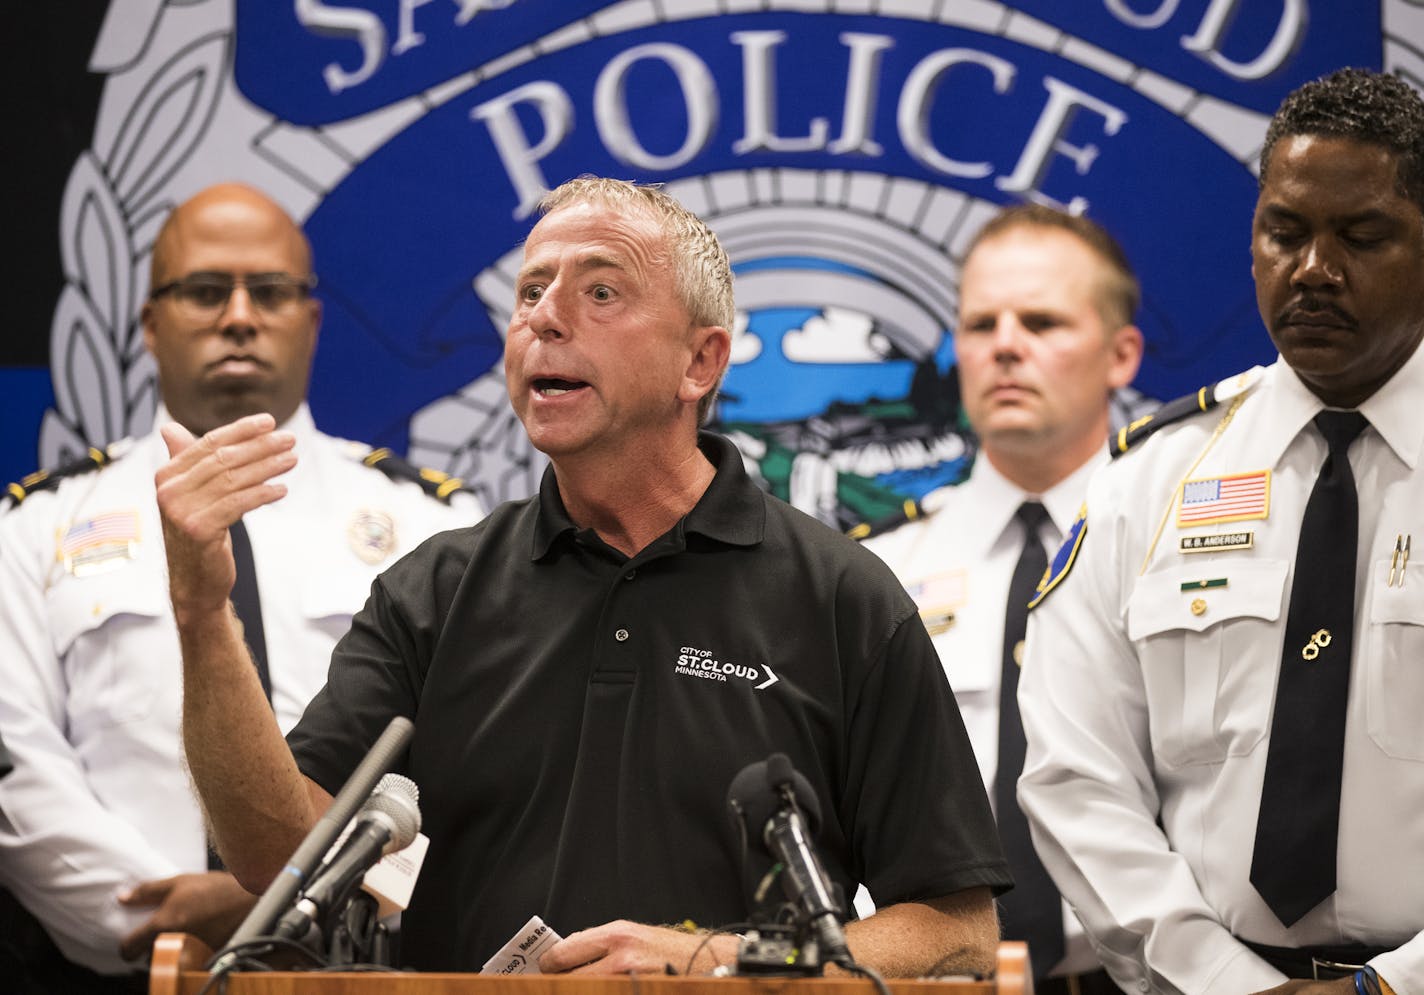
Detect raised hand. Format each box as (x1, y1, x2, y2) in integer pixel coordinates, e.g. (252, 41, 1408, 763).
(155, 413, 296, 623)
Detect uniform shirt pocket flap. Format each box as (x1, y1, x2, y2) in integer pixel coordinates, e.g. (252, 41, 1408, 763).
(927, 623, 994, 691)
(301, 566, 380, 621)
(48, 569, 169, 656)
(1127, 559, 1288, 640)
(947, 656, 995, 692)
(1370, 566, 1424, 625)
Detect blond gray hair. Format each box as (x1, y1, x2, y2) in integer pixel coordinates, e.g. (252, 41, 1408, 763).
(538, 177, 735, 423)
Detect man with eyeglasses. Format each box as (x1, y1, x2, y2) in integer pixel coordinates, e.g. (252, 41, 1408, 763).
(0, 183, 483, 990)
(152, 271, 316, 312)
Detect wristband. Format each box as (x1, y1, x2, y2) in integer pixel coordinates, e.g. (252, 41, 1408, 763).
(1361, 965, 1394, 995)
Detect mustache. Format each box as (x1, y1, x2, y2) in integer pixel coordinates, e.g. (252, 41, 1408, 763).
(1275, 296, 1357, 330)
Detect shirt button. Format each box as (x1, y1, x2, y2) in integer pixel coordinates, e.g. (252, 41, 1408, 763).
(624, 570, 636, 581)
(615, 628, 630, 642)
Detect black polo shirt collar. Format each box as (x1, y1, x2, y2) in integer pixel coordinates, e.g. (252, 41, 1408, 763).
(530, 432, 765, 562)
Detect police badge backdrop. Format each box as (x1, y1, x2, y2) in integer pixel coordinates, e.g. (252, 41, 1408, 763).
(5, 0, 1419, 529)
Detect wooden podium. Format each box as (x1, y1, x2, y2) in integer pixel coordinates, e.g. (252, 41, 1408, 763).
(149, 935, 1029, 995)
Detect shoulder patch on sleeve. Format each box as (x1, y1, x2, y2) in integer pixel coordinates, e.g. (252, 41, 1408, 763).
(847, 497, 925, 541)
(357, 447, 468, 504)
(1028, 503, 1087, 611)
(1110, 365, 1265, 459)
(3, 445, 118, 509)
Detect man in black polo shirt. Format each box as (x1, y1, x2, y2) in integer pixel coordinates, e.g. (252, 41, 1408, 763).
(157, 177, 1010, 975)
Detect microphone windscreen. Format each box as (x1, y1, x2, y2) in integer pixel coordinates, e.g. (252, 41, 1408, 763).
(765, 753, 795, 790)
(374, 772, 420, 805)
(726, 754, 822, 837)
(366, 773, 422, 849)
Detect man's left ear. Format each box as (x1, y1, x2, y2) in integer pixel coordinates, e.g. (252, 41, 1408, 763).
(679, 325, 731, 404)
(1108, 324, 1145, 390)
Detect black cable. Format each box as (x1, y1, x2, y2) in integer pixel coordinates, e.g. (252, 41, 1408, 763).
(192, 972, 227, 995)
(197, 933, 330, 994)
(838, 958, 892, 995)
(203, 934, 329, 972)
(680, 922, 755, 976)
(192, 955, 279, 995)
(195, 938, 410, 992)
(734, 806, 752, 907)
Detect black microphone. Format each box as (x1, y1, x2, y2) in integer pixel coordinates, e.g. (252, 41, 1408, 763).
(274, 773, 421, 945)
(727, 753, 851, 966)
(213, 715, 414, 973)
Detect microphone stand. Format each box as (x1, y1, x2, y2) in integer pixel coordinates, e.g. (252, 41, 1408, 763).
(326, 892, 389, 968)
(727, 754, 888, 995)
(733, 790, 848, 977)
(206, 716, 414, 976)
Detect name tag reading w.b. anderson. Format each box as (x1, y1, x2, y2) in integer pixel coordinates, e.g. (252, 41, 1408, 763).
(1180, 531, 1254, 553)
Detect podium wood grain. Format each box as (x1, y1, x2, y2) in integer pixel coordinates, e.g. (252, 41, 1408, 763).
(150, 935, 1029, 995)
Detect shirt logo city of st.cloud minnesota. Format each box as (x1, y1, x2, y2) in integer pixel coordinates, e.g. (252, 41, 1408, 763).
(675, 646, 779, 690)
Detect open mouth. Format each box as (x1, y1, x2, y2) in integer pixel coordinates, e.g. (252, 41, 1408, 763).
(534, 378, 589, 397)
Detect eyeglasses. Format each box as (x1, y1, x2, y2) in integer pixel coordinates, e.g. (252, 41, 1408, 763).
(149, 272, 317, 319)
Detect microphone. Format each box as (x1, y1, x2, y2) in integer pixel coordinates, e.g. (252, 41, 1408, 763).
(213, 715, 414, 972)
(727, 753, 851, 966)
(274, 773, 422, 945)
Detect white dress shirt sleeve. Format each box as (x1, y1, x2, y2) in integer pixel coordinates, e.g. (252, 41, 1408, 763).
(1372, 933, 1424, 994)
(0, 508, 176, 974)
(1016, 479, 1288, 995)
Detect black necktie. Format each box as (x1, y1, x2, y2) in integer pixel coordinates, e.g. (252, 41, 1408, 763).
(995, 500, 1062, 980)
(1250, 410, 1368, 926)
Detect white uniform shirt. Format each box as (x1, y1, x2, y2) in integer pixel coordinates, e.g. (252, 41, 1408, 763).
(1019, 347, 1424, 995)
(0, 405, 483, 973)
(863, 452, 1101, 975)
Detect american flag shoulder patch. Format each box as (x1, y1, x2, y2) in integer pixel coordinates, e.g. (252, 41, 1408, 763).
(1176, 470, 1271, 527)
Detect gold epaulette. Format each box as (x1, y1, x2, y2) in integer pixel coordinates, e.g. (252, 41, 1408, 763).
(1111, 366, 1265, 459)
(846, 498, 926, 541)
(358, 447, 468, 504)
(3, 446, 116, 509)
